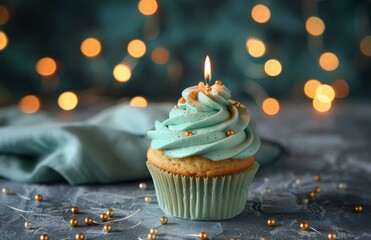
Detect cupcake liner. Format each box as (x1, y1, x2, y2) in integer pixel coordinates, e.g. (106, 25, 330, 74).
(147, 161, 259, 220)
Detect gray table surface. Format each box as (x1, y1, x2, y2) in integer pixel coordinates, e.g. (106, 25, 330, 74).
(1, 101, 371, 239)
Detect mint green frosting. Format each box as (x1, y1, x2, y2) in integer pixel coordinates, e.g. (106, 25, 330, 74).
(147, 83, 260, 161)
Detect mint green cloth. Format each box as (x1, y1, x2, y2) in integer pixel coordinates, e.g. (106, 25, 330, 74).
(0, 103, 282, 184)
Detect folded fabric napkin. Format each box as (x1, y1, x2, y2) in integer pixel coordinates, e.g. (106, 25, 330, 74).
(0, 103, 283, 185)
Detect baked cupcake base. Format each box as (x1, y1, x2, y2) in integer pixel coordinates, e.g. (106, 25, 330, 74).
(147, 160, 259, 220)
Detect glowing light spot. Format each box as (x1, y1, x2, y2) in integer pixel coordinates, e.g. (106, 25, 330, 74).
(130, 96, 148, 108)
(127, 39, 146, 58)
(81, 38, 102, 58)
(313, 95, 332, 112)
(113, 64, 131, 82)
(262, 98, 280, 116)
(304, 79, 321, 99)
(251, 4, 271, 24)
(246, 38, 266, 57)
(151, 48, 170, 64)
(0, 31, 8, 50)
(264, 59, 282, 77)
(58, 91, 78, 111)
(319, 52, 339, 71)
(36, 57, 57, 77)
(138, 0, 158, 16)
(0, 5, 9, 25)
(306, 16, 325, 36)
(316, 84, 335, 102)
(360, 35, 371, 56)
(19, 95, 40, 114)
(331, 79, 349, 99)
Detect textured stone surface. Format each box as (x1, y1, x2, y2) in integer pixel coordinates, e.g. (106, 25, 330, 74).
(1, 102, 371, 239)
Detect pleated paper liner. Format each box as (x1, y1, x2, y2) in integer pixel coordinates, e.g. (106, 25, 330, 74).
(147, 161, 259, 220)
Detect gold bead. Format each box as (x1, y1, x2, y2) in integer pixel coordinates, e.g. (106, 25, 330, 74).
(75, 233, 85, 240)
(150, 228, 158, 234)
(100, 213, 108, 222)
(198, 231, 208, 239)
(34, 194, 43, 202)
(160, 216, 168, 225)
(70, 218, 78, 227)
(174, 105, 179, 109)
(191, 91, 198, 99)
(307, 191, 316, 198)
(2, 187, 9, 195)
(260, 238, 269, 240)
(354, 205, 363, 213)
(145, 196, 152, 203)
(215, 80, 222, 85)
(25, 221, 33, 229)
(295, 178, 303, 185)
(327, 232, 337, 240)
(198, 82, 205, 87)
(185, 131, 193, 137)
(264, 187, 272, 195)
(104, 224, 112, 232)
(267, 218, 276, 227)
(314, 175, 321, 182)
(139, 182, 148, 190)
(226, 130, 235, 136)
(230, 238, 239, 240)
(206, 86, 212, 92)
(147, 233, 157, 240)
(299, 221, 309, 231)
(85, 217, 93, 225)
(300, 198, 309, 205)
(178, 97, 186, 104)
(338, 182, 347, 189)
(313, 187, 321, 193)
(106, 209, 114, 218)
(71, 207, 79, 214)
(40, 233, 49, 240)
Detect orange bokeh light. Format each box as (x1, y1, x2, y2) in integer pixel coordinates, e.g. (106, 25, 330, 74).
(251, 4, 271, 24)
(127, 39, 146, 58)
(130, 96, 148, 108)
(264, 59, 282, 77)
(306, 17, 325, 36)
(138, 0, 158, 16)
(0, 5, 9, 25)
(19, 95, 41, 114)
(0, 31, 8, 51)
(246, 38, 266, 57)
(113, 64, 131, 82)
(316, 84, 335, 102)
(58, 91, 78, 111)
(151, 48, 170, 64)
(262, 98, 280, 116)
(319, 52, 339, 71)
(36, 57, 57, 77)
(81, 38, 102, 58)
(331, 79, 350, 99)
(313, 94, 332, 112)
(304, 79, 321, 99)
(360, 35, 371, 57)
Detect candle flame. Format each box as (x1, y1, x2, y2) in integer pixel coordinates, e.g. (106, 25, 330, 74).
(204, 55, 211, 85)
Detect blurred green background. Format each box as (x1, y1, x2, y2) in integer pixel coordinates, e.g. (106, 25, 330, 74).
(0, 0, 369, 114)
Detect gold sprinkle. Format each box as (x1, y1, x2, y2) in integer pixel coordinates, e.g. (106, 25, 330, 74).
(226, 130, 235, 136)
(314, 175, 321, 182)
(308, 191, 316, 198)
(206, 86, 212, 92)
(198, 231, 208, 239)
(2, 187, 9, 195)
(71, 207, 79, 214)
(84, 217, 92, 225)
(338, 182, 347, 189)
(314, 186, 321, 193)
(185, 131, 193, 137)
(150, 228, 158, 234)
(104, 224, 112, 232)
(75, 233, 85, 240)
(264, 187, 272, 195)
(174, 105, 179, 109)
(34, 194, 43, 202)
(299, 221, 309, 231)
(106, 209, 114, 218)
(178, 97, 186, 104)
(145, 196, 152, 203)
(160, 216, 168, 225)
(100, 213, 108, 222)
(40, 234, 49, 240)
(301, 198, 309, 205)
(70, 218, 78, 227)
(215, 80, 222, 85)
(327, 232, 337, 240)
(147, 233, 157, 240)
(191, 91, 198, 99)
(198, 82, 205, 87)
(354, 205, 363, 213)
(267, 218, 276, 227)
(139, 182, 148, 190)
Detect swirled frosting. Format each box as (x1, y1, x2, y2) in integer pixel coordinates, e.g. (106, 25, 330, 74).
(147, 82, 260, 161)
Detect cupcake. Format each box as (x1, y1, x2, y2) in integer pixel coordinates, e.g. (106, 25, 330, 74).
(147, 64, 260, 220)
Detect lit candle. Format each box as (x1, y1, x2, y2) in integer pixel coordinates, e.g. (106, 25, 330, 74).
(204, 55, 212, 85)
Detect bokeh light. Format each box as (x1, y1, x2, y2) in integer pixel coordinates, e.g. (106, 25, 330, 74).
(319, 52, 339, 71)
(0, 31, 8, 51)
(360, 35, 371, 56)
(313, 94, 332, 112)
(251, 4, 271, 24)
(0, 5, 9, 25)
(305, 16, 325, 36)
(127, 39, 146, 58)
(113, 64, 131, 82)
(262, 98, 280, 116)
(332, 79, 350, 99)
(130, 96, 148, 108)
(264, 59, 282, 76)
(19, 95, 40, 114)
(81, 38, 102, 58)
(304, 79, 321, 99)
(58, 91, 78, 111)
(316, 84, 335, 102)
(246, 38, 266, 57)
(138, 0, 158, 16)
(151, 48, 170, 64)
(36, 57, 57, 77)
